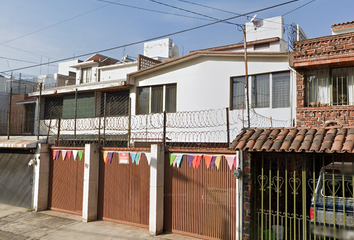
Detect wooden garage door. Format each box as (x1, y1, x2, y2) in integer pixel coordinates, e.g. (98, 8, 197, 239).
(48, 150, 84, 214)
(97, 152, 150, 227)
(164, 154, 237, 240)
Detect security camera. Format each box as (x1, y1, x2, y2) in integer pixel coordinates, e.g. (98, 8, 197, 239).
(28, 158, 37, 166)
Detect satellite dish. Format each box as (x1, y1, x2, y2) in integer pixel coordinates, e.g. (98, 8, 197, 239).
(250, 14, 257, 23)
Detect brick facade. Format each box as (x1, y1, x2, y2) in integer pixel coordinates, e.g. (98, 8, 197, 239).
(243, 151, 252, 239)
(294, 32, 354, 127)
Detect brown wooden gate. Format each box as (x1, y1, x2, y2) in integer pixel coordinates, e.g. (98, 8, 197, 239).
(97, 152, 150, 227)
(164, 153, 237, 240)
(48, 150, 84, 214)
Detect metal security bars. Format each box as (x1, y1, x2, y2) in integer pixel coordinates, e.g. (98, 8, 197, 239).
(254, 152, 354, 240)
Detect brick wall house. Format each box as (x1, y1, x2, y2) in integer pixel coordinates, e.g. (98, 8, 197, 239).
(294, 22, 354, 127)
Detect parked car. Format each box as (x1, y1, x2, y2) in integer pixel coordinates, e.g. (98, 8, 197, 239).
(310, 162, 354, 239)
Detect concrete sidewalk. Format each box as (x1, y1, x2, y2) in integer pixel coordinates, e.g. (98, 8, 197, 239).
(0, 203, 198, 240)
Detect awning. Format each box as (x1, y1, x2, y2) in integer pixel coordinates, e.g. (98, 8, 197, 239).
(230, 127, 354, 153)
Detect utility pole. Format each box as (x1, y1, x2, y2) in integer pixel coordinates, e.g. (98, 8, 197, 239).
(243, 25, 250, 129)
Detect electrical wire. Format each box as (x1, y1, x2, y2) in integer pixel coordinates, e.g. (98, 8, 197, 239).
(96, 0, 211, 21)
(0, 0, 299, 74)
(0, 0, 122, 61)
(282, 0, 316, 16)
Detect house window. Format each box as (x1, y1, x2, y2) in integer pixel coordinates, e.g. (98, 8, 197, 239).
(137, 84, 176, 114)
(81, 67, 92, 83)
(62, 92, 95, 119)
(254, 42, 270, 50)
(252, 74, 269, 108)
(101, 90, 129, 116)
(305, 67, 354, 107)
(231, 76, 246, 110)
(43, 97, 63, 119)
(272, 71, 290, 108)
(231, 71, 290, 110)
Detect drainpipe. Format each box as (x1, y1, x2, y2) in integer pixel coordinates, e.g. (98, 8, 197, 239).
(288, 66, 297, 126)
(236, 150, 244, 240)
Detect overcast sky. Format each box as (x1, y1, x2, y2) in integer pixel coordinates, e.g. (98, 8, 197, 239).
(0, 0, 352, 78)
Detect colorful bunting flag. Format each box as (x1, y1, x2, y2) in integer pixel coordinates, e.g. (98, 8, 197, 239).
(52, 150, 57, 160)
(62, 150, 67, 160)
(187, 155, 194, 167)
(102, 151, 109, 163)
(195, 155, 202, 169)
(225, 155, 235, 170)
(210, 156, 216, 170)
(67, 151, 72, 161)
(176, 155, 183, 168)
(130, 153, 137, 164)
(119, 152, 129, 164)
(78, 151, 83, 161)
(233, 154, 238, 169)
(73, 150, 78, 161)
(108, 152, 114, 164)
(172, 154, 179, 167)
(169, 153, 176, 166)
(144, 153, 151, 165)
(56, 150, 60, 160)
(204, 155, 212, 169)
(215, 156, 222, 170)
(192, 155, 200, 169)
(135, 153, 140, 165)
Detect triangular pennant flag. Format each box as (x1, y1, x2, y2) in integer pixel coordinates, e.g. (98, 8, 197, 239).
(196, 155, 202, 169)
(215, 156, 222, 170)
(172, 154, 179, 167)
(62, 150, 67, 160)
(130, 153, 137, 164)
(144, 153, 151, 165)
(187, 155, 194, 167)
(169, 153, 176, 166)
(233, 154, 238, 169)
(204, 155, 212, 169)
(210, 156, 216, 170)
(56, 150, 60, 160)
(135, 153, 140, 165)
(192, 155, 199, 169)
(52, 150, 57, 160)
(102, 151, 109, 163)
(67, 151, 72, 161)
(119, 152, 129, 164)
(78, 151, 83, 161)
(73, 150, 78, 162)
(225, 155, 235, 170)
(176, 155, 183, 168)
(108, 152, 114, 164)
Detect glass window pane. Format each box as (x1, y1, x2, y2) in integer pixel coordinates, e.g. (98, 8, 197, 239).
(272, 71, 290, 108)
(165, 84, 176, 113)
(252, 74, 269, 108)
(151, 86, 163, 113)
(138, 87, 150, 114)
(232, 77, 246, 110)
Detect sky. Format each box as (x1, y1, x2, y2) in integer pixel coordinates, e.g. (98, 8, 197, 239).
(0, 0, 353, 78)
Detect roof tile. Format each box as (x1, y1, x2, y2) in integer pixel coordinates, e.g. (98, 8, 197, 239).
(230, 127, 354, 154)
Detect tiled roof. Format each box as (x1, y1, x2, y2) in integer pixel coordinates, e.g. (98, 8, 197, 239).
(332, 21, 354, 27)
(230, 127, 354, 153)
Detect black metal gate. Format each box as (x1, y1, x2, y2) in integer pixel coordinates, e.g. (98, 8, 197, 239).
(253, 152, 354, 240)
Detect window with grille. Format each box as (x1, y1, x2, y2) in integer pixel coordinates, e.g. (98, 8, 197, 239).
(305, 67, 354, 107)
(137, 84, 176, 114)
(100, 90, 129, 116)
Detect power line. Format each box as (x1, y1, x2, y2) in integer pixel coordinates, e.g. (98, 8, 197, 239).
(0, 1, 121, 60)
(96, 0, 211, 21)
(282, 0, 316, 16)
(148, 0, 238, 26)
(0, 0, 299, 74)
